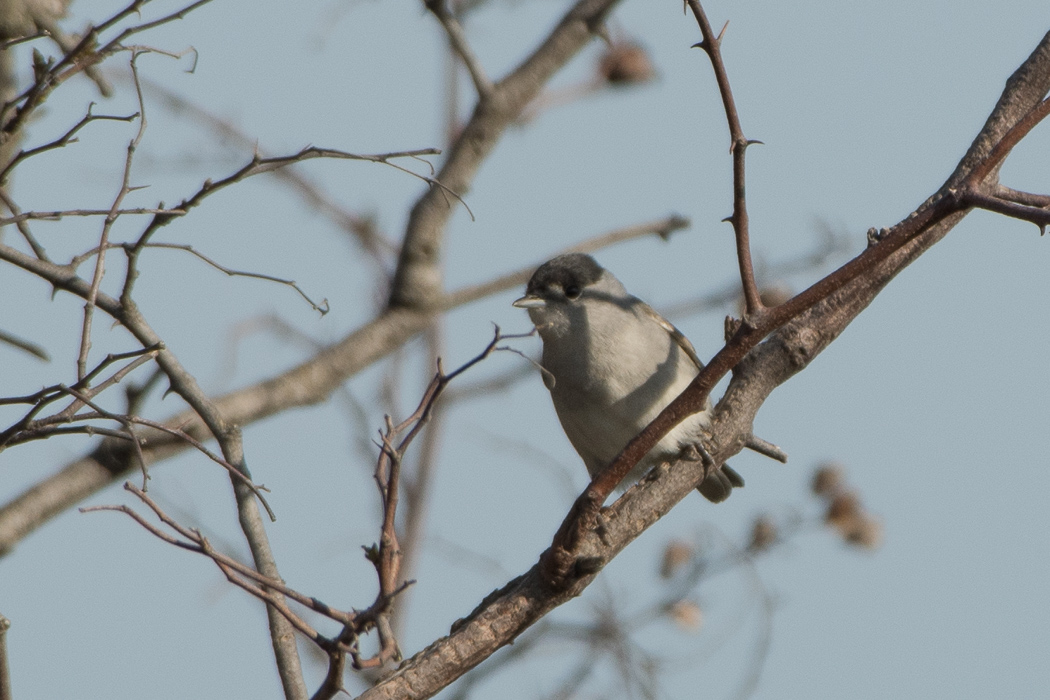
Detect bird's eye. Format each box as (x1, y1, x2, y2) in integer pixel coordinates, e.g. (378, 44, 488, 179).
(564, 284, 581, 299)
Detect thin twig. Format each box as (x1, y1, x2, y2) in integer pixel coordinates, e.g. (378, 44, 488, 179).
(0, 106, 137, 185)
(994, 184, 1050, 208)
(119, 146, 445, 303)
(0, 346, 161, 447)
(77, 52, 151, 381)
(80, 487, 349, 635)
(0, 32, 50, 50)
(1, 0, 215, 141)
(687, 2, 763, 317)
(441, 215, 690, 309)
(426, 0, 494, 97)
(0, 207, 184, 227)
(140, 242, 329, 315)
(354, 328, 520, 670)
(0, 188, 49, 260)
(64, 240, 330, 315)
(0, 328, 49, 361)
(139, 76, 396, 261)
(961, 189, 1050, 232)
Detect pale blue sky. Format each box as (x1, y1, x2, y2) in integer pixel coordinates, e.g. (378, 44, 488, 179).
(1, 1, 1048, 698)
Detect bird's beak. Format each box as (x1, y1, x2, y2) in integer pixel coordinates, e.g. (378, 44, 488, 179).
(512, 295, 545, 309)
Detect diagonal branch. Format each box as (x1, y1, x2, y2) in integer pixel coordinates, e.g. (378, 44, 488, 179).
(555, 21, 1050, 556)
(426, 0, 493, 97)
(352, 22, 1050, 700)
(388, 0, 623, 309)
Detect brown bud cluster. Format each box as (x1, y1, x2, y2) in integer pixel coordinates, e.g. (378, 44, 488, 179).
(811, 462, 845, 497)
(812, 462, 882, 550)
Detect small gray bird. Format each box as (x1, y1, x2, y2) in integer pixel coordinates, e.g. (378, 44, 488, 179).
(514, 253, 754, 502)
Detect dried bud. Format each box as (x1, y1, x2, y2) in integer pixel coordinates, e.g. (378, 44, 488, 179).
(825, 491, 862, 532)
(597, 42, 655, 87)
(666, 599, 703, 631)
(811, 462, 846, 498)
(844, 516, 884, 550)
(748, 515, 778, 552)
(660, 539, 693, 579)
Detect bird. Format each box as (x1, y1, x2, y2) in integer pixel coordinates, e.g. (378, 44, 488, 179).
(513, 252, 777, 502)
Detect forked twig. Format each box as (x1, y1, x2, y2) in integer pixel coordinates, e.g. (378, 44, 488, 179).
(0, 106, 138, 185)
(357, 326, 525, 670)
(77, 51, 152, 382)
(81, 483, 356, 640)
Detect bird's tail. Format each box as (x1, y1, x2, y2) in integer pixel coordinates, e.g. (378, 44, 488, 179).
(697, 464, 746, 503)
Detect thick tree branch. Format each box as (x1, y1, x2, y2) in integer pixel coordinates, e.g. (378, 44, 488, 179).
(388, 0, 622, 309)
(559, 25, 1050, 548)
(353, 26, 1050, 700)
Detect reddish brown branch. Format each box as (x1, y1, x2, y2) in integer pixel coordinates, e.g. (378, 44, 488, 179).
(359, 328, 519, 670)
(963, 95, 1050, 185)
(547, 7, 1050, 577)
(961, 190, 1050, 232)
(687, 2, 762, 316)
(995, 185, 1050, 208)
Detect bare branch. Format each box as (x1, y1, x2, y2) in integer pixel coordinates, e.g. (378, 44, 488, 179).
(686, 2, 762, 316)
(552, 13, 1050, 554)
(355, 21, 1050, 700)
(77, 51, 151, 381)
(356, 327, 514, 670)
(0, 0, 625, 561)
(0, 188, 49, 260)
(80, 486, 353, 643)
(426, 0, 494, 97)
(1, 0, 216, 141)
(388, 0, 624, 309)
(139, 76, 396, 259)
(0, 207, 184, 227)
(0, 328, 49, 361)
(995, 184, 1050, 208)
(962, 189, 1050, 232)
(122, 146, 443, 260)
(138, 242, 330, 315)
(0, 346, 161, 448)
(0, 106, 137, 186)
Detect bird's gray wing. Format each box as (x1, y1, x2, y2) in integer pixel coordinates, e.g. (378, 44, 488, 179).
(639, 301, 755, 502)
(638, 302, 705, 371)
